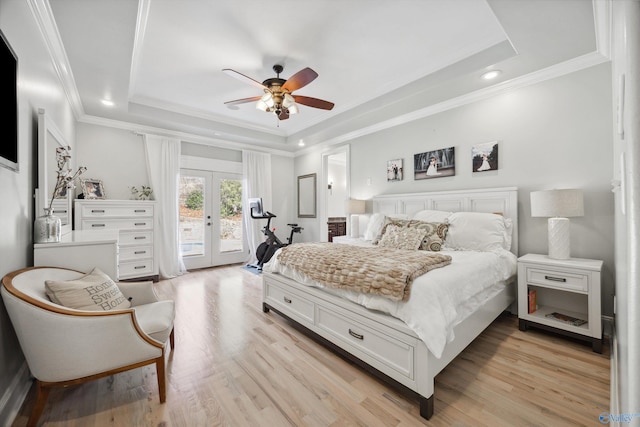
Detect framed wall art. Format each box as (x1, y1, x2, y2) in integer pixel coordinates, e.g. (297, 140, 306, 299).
(414, 147, 455, 180)
(472, 141, 498, 173)
(387, 159, 403, 181)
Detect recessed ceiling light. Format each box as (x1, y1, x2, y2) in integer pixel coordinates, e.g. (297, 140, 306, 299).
(298, 140, 305, 147)
(101, 99, 114, 107)
(481, 70, 502, 80)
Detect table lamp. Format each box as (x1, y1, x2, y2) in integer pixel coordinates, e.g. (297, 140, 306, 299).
(530, 189, 584, 259)
(346, 199, 366, 238)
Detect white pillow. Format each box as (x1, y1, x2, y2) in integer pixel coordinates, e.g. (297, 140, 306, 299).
(363, 213, 409, 241)
(443, 212, 511, 252)
(412, 209, 452, 222)
(363, 213, 386, 240)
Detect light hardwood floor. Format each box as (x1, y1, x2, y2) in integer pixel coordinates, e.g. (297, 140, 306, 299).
(12, 265, 610, 426)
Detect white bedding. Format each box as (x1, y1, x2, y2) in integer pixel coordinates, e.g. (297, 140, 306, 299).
(264, 245, 517, 358)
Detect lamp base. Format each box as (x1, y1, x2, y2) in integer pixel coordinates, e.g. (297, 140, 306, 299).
(548, 217, 571, 260)
(350, 215, 360, 238)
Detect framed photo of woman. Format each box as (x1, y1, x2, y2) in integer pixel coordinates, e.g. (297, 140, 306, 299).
(472, 141, 498, 173)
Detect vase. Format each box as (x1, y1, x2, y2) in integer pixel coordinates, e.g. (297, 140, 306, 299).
(34, 208, 62, 243)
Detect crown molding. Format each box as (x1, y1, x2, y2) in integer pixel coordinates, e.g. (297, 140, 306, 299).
(78, 114, 295, 158)
(28, 0, 84, 120)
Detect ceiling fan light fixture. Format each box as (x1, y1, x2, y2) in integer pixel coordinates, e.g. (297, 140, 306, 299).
(287, 103, 299, 115)
(256, 100, 269, 111)
(261, 92, 275, 107)
(282, 93, 295, 107)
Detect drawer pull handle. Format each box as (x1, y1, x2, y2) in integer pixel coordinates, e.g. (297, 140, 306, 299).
(545, 275, 567, 283)
(134, 236, 146, 240)
(134, 251, 146, 255)
(91, 224, 106, 228)
(283, 297, 292, 304)
(348, 329, 364, 340)
(56, 210, 67, 213)
(134, 265, 146, 270)
(91, 209, 105, 213)
(134, 209, 146, 213)
(134, 222, 146, 226)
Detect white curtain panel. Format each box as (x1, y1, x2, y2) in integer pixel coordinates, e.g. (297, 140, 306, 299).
(143, 135, 185, 278)
(242, 150, 272, 264)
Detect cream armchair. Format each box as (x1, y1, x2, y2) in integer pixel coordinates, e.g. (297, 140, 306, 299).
(1, 266, 175, 426)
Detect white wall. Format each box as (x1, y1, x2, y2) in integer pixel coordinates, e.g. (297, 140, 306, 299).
(76, 123, 149, 200)
(0, 1, 78, 422)
(296, 63, 615, 317)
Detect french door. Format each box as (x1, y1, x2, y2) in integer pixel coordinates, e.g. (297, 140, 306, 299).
(179, 169, 247, 269)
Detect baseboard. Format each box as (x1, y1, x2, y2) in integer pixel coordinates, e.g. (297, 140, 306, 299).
(0, 361, 31, 427)
(610, 323, 620, 427)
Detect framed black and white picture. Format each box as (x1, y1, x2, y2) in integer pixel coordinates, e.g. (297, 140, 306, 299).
(414, 147, 455, 180)
(472, 141, 498, 173)
(387, 159, 403, 181)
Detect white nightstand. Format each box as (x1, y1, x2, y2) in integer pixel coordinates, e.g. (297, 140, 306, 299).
(517, 253, 603, 353)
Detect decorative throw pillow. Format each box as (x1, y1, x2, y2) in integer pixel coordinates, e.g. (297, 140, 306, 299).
(377, 224, 425, 250)
(374, 217, 412, 244)
(45, 267, 131, 311)
(407, 220, 449, 251)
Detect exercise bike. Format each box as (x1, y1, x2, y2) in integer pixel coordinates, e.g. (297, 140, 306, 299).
(247, 198, 302, 271)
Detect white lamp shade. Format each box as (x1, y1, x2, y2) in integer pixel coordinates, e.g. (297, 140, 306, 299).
(345, 199, 366, 214)
(530, 189, 584, 218)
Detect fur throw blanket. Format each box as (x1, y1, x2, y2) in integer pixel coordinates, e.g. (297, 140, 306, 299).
(275, 242, 452, 302)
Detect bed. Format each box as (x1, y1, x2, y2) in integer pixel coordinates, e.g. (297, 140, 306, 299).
(261, 187, 518, 419)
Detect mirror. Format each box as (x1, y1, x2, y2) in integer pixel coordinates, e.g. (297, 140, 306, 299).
(298, 173, 317, 218)
(36, 108, 73, 235)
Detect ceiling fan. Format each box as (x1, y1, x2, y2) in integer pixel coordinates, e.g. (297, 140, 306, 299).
(222, 64, 334, 121)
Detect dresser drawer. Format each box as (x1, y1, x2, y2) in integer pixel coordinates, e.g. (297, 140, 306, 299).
(526, 266, 589, 292)
(79, 204, 154, 218)
(119, 259, 154, 278)
(264, 282, 315, 324)
(317, 306, 414, 379)
(81, 218, 153, 231)
(119, 245, 153, 262)
(119, 231, 153, 245)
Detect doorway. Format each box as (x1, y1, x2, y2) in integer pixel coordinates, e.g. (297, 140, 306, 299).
(179, 169, 247, 269)
(321, 146, 350, 241)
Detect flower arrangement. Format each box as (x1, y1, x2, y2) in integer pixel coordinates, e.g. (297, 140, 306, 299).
(130, 185, 153, 200)
(47, 146, 87, 212)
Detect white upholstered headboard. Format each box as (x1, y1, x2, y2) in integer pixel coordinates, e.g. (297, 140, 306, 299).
(371, 187, 518, 256)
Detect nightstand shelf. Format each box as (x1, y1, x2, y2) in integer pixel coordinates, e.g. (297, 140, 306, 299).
(517, 253, 603, 353)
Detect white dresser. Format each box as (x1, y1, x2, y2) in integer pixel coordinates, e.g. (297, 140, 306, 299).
(34, 229, 119, 280)
(75, 200, 158, 280)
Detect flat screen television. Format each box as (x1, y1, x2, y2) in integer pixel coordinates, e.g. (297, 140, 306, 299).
(0, 29, 18, 172)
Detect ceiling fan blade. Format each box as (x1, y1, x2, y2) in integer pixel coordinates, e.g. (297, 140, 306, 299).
(294, 96, 335, 110)
(282, 67, 318, 92)
(222, 69, 268, 90)
(224, 96, 262, 106)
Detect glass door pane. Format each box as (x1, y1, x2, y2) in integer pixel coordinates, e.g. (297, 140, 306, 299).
(219, 178, 243, 253)
(179, 172, 209, 269)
